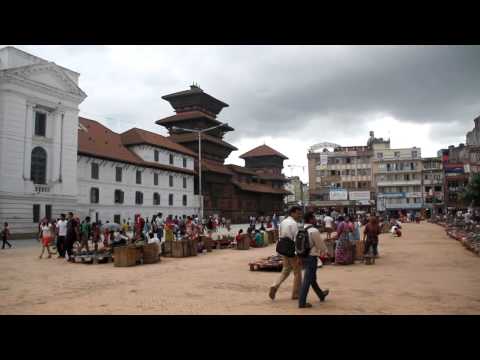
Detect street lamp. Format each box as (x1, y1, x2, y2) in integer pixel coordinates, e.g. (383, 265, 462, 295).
(171, 123, 229, 223)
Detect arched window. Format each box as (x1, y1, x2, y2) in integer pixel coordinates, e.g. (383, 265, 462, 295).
(153, 192, 160, 205)
(31, 147, 47, 184)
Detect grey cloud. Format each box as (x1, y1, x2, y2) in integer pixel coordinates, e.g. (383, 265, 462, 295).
(12, 45, 480, 154)
(218, 46, 480, 141)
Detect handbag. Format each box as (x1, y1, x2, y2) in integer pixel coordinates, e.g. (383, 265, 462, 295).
(276, 236, 295, 257)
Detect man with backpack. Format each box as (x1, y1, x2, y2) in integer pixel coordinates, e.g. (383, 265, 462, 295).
(298, 212, 330, 308)
(269, 206, 303, 301)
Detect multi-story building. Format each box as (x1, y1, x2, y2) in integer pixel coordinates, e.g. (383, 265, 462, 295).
(284, 176, 305, 207)
(466, 116, 480, 146)
(373, 145, 423, 214)
(421, 157, 444, 214)
(77, 118, 198, 224)
(438, 117, 480, 210)
(0, 46, 199, 236)
(0, 46, 291, 236)
(302, 183, 309, 206)
(285, 176, 308, 206)
(307, 131, 388, 213)
(0, 46, 87, 235)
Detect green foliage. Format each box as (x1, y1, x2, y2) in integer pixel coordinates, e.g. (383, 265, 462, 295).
(461, 174, 480, 207)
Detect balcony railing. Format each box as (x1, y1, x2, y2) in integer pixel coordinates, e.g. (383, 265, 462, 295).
(377, 180, 422, 186)
(375, 168, 419, 173)
(34, 184, 50, 193)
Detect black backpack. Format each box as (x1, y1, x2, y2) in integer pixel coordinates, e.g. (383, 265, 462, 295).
(295, 225, 313, 257)
(276, 235, 295, 257)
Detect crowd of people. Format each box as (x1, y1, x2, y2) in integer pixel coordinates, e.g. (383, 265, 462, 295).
(26, 211, 248, 260)
(30, 212, 219, 261)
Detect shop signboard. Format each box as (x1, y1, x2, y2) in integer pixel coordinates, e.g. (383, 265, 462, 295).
(329, 189, 348, 201)
(377, 192, 405, 198)
(444, 164, 464, 174)
(405, 192, 423, 198)
(349, 191, 370, 201)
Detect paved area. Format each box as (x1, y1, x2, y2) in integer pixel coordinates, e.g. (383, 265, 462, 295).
(1, 222, 479, 314)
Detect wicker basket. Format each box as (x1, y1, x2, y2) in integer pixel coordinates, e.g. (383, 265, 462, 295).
(143, 243, 160, 264)
(114, 246, 138, 267)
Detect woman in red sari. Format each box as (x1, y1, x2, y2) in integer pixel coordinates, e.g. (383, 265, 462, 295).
(186, 216, 193, 238)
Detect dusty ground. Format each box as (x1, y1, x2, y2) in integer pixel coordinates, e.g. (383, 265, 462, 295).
(1, 222, 479, 315)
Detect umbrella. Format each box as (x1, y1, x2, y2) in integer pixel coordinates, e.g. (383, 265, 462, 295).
(101, 223, 121, 231)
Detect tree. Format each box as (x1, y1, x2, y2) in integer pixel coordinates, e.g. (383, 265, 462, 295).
(461, 174, 480, 207)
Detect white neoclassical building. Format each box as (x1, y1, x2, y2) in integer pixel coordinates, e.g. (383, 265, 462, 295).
(0, 46, 198, 237)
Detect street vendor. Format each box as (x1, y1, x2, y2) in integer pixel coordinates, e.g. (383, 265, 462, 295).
(112, 230, 129, 247)
(92, 222, 101, 252)
(103, 221, 111, 247)
(186, 216, 193, 238)
(254, 229, 264, 247)
(415, 212, 421, 223)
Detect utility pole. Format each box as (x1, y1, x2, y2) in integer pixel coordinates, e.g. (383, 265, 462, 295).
(171, 123, 229, 222)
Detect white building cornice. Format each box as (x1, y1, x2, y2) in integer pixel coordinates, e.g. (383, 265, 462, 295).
(0, 64, 87, 103)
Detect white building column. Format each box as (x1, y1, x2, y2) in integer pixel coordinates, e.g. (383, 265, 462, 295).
(51, 109, 60, 183)
(23, 101, 34, 184)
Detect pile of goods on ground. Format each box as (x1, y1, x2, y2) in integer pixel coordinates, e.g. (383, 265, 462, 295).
(213, 235, 234, 249)
(249, 255, 283, 271)
(446, 226, 480, 255)
(72, 248, 113, 264)
(442, 217, 480, 256)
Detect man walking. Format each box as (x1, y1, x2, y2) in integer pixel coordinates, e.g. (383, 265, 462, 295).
(1, 222, 12, 249)
(298, 212, 330, 308)
(269, 206, 303, 301)
(56, 214, 68, 258)
(65, 212, 79, 261)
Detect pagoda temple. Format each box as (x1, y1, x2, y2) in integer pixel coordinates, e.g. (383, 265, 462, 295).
(156, 85, 290, 222)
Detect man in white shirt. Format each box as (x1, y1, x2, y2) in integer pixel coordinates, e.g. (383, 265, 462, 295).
(269, 206, 303, 301)
(323, 214, 334, 240)
(56, 214, 68, 258)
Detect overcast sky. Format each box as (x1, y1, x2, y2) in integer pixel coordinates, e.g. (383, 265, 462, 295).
(8, 45, 480, 182)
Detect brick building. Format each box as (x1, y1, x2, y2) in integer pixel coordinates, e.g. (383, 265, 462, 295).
(156, 85, 289, 222)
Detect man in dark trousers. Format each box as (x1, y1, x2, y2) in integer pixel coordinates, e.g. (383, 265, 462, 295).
(56, 214, 68, 257)
(65, 212, 79, 261)
(2, 222, 12, 249)
(298, 212, 330, 308)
